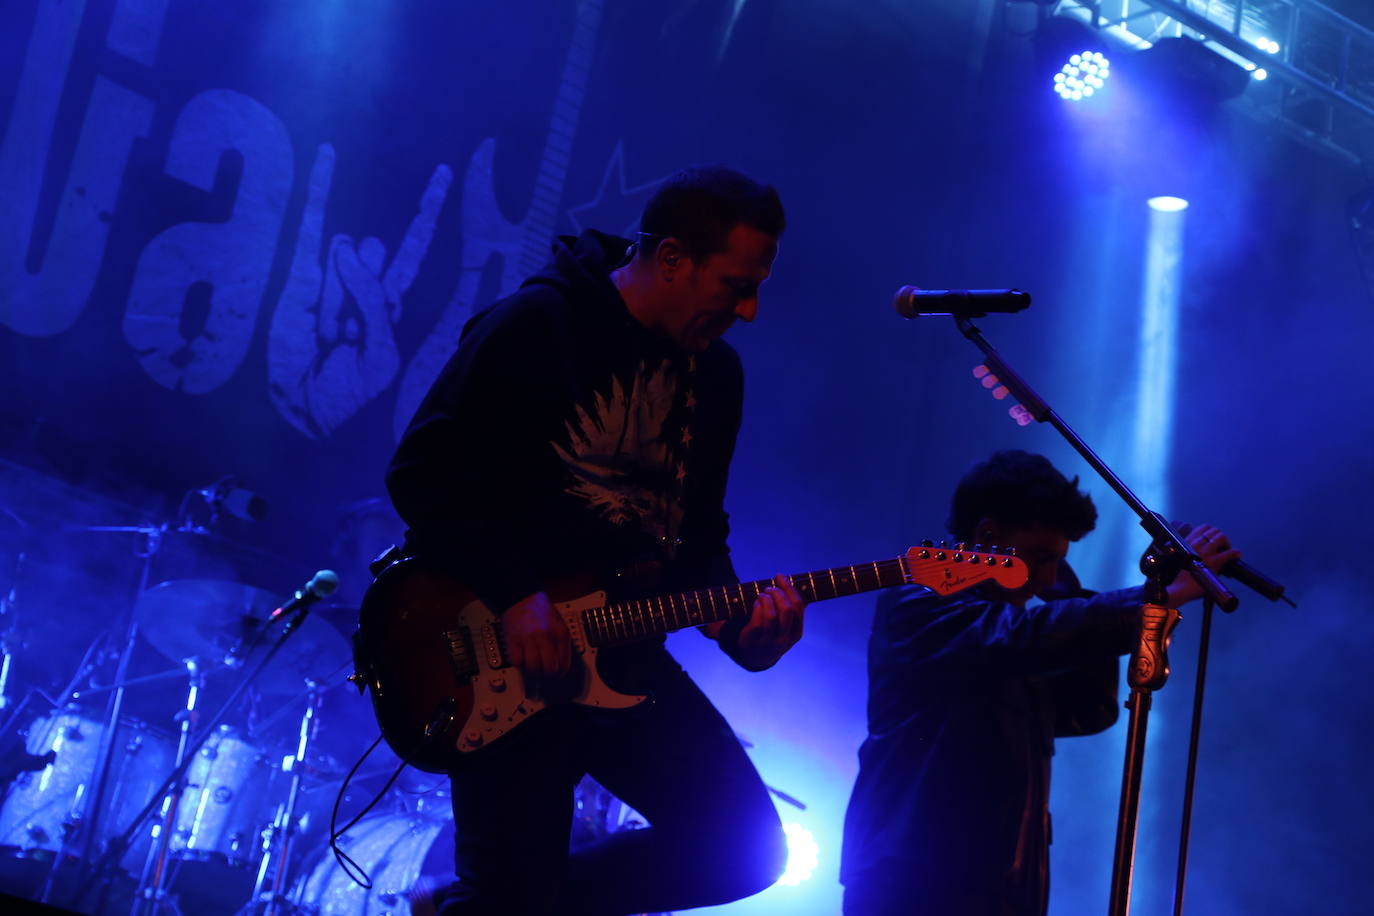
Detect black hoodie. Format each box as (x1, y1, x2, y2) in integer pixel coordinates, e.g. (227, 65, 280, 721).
(387, 230, 742, 615)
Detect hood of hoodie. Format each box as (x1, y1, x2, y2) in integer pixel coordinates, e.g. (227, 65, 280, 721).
(523, 229, 634, 308)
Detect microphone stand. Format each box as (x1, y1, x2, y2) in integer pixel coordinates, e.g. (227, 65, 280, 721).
(949, 316, 1237, 916)
(68, 600, 321, 915)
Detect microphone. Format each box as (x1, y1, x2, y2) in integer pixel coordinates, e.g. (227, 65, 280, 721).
(268, 570, 340, 623)
(219, 485, 269, 522)
(1175, 524, 1293, 605)
(894, 286, 1031, 319)
(200, 479, 269, 522)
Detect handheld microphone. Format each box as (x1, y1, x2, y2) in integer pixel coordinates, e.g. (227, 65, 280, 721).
(268, 570, 340, 623)
(1175, 524, 1293, 605)
(894, 286, 1031, 319)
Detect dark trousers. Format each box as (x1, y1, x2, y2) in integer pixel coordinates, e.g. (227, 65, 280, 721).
(435, 653, 786, 915)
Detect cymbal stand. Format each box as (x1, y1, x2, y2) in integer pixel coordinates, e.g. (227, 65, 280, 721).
(43, 523, 164, 910)
(131, 659, 206, 916)
(245, 676, 322, 916)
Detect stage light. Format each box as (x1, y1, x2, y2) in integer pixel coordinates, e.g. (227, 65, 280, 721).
(1147, 196, 1189, 212)
(778, 822, 819, 886)
(1253, 67, 1269, 81)
(1036, 15, 1112, 103)
(1054, 50, 1111, 102)
(1133, 37, 1250, 103)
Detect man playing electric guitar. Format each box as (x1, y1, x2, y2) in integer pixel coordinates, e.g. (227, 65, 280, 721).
(383, 167, 804, 915)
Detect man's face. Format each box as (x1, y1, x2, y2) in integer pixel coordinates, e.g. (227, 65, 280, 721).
(974, 522, 1070, 607)
(661, 223, 777, 352)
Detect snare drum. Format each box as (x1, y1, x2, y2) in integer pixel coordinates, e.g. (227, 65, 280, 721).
(0, 709, 172, 859)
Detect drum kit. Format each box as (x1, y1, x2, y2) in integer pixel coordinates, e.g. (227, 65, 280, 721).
(0, 500, 461, 916)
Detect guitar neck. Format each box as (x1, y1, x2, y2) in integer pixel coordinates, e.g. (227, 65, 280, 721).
(582, 557, 910, 647)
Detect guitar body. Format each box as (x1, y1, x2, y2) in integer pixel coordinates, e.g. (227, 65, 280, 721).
(358, 558, 645, 773)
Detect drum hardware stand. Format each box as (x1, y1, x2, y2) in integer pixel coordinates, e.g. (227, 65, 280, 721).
(944, 315, 1238, 915)
(131, 658, 206, 916)
(0, 547, 24, 711)
(69, 587, 325, 916)
(243, 678, 322, 916)
(39, 522, 164, 910)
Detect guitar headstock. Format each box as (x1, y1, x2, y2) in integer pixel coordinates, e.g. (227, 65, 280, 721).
(973, 364, 1035, 427)
(902, 541, 1029, 596)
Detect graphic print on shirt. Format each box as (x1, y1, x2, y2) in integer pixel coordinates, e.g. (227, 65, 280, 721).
(552, 358, 692, 544)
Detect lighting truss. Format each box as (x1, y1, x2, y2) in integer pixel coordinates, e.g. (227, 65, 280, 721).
(1049, 0, 1374, 165)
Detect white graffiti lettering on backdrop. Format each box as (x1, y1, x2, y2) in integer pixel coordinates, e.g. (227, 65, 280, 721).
(0, 0, 165, 337)
(124, 90, 295, 394)
(269, 146, 453, 439)
(0, 0, 606, 437)
(392, 0, 605, 439)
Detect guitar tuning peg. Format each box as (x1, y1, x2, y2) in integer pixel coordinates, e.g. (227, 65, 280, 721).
(972, 543, 984, 553)
(938, 540, 948, 549)
(921, 539, 934, 548)
(953, 542, 965, 551)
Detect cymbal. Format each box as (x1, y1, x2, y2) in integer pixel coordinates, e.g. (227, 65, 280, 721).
(237, 612, 352, 696)
(136, 579, 279, 664)
(135, 579, 350, 695)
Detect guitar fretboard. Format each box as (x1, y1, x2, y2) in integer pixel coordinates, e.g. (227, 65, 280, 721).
(581, 557, 910, 647)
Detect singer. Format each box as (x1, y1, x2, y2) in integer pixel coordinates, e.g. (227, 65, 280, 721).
(840, 450, 1239, 916)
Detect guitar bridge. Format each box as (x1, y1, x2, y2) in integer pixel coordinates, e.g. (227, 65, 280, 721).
(445, 626, 480, 681)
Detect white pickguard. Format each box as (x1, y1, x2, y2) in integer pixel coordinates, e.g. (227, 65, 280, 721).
(453, 590, 647, 753)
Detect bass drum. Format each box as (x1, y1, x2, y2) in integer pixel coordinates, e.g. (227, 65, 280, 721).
(292, 809, 448, 916)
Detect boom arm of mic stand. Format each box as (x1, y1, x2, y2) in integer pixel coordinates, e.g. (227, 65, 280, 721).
(952, 317, 1237, 611)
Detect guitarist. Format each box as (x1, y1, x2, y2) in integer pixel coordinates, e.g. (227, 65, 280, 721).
(839, 450, 1240, 915)
(385, 166, 806, 915)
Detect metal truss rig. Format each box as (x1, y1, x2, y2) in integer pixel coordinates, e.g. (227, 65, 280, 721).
(1054, 0, 1374, 166)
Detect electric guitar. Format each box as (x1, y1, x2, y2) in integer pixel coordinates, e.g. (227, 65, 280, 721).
(357, 543, 1027, 772)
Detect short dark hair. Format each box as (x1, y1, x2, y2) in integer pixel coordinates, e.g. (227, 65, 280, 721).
(637, 165, 785, 262)
(946, 450, 1098, 542)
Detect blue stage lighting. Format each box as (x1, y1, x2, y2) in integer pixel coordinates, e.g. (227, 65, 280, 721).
(778, 822, 819, 886)
(1054, 50, 1111, 101)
